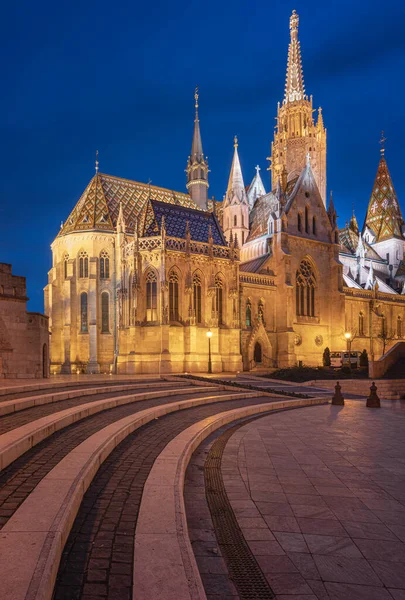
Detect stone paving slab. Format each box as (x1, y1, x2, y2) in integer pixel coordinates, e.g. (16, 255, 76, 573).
(222, 400, 405, 599)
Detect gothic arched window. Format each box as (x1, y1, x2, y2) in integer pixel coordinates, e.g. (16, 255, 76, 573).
(214, 275, 224, 325)
(101, 292, 109, 333)
(193, 273, 202, 324)
(296, 259, 316, 317)
(398, 316, 403, 338)
(146, 270, 158, 322)
(80, 292, 88, 332)
(246, 299, 252, 327)
(79, 251, 89, 278)
(169, 270, 179, 322)
(100, 251, 110, 279)
(359, 312, 365, 337)
(298, 213, 302, 233)
(312, 216, 316, 236)
(305, 207, 309, 233)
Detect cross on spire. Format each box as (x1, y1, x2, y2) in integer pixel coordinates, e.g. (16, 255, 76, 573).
(380, 130, 387, 155)
(255, 165, 261, 174)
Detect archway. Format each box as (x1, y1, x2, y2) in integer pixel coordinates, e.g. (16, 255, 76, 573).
(42, 344, 48, 378)
(254, 342, 262, 364)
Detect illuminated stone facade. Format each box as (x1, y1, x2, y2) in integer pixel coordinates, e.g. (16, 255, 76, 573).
(45, 11, 405, 374)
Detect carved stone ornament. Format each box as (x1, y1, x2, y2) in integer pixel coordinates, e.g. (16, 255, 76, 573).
(294, 333, 302, 346)
(315, 335, 323, 347)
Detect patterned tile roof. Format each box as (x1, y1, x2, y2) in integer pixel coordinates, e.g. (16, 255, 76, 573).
(338, 226, 381, 261)
(59, 173, 197, 236)
(364, 154, 404, 242)
(143, 200, 228, 246)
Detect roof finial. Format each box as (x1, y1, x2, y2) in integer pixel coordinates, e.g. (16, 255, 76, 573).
(255, 165, 261, 174)
(234, 135, 238, 148)
(290, 9, 299, 36)
(95, 150, 99, 174)
(194, 85, 199, 119)
(380, 130, 387, 156)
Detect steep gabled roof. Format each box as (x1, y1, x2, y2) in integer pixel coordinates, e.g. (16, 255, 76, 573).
(239, 254, 272, 273)
(338, 226, 382, 261)
(364, 153, 404, 242)
(143, 199, 227, 246)
(59, 173, 197, 237)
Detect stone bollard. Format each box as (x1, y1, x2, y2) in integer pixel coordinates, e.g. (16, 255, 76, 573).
(332, 381, 344, 406)
(366, 381, 380, 408)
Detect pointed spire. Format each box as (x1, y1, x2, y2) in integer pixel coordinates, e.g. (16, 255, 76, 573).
(247, 165, 266, 209)
(327, 191, 337, 228)
(224, 136, 248, 207)
(284, 10, 305, 103)
(365, 261, 375, 290)
(117, 201, 126, 234)
(349, 208, 359, 235)
(95, 150, 99, 174)
(186, 87, 209, 209)
(317, 107, 324, 129)
(364, 144, 404, 242)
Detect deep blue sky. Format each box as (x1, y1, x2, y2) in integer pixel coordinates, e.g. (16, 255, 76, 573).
(1, 0, 404, 312)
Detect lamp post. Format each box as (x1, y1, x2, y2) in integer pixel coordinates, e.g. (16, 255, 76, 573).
(206, 329, 213, 374)
(344, 332, 352, 372)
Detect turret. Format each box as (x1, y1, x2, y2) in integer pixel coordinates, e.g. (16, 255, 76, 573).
(222, 136, 249, 248)
(186, 87, 209, 210)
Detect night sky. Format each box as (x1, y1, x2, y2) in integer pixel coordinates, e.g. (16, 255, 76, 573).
(1, 0, 404, 312)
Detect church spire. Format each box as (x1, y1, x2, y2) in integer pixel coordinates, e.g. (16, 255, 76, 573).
(364, 140, 404, 243)
(284, 10, 305, 103)
(247, 165, 266, 210)
(186, 87, 209, 210)
(222, 136, 249, 248)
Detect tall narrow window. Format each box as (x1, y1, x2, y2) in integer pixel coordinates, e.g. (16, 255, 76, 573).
(214, 275, 224, 325)
(146, 271, 158, 322)
(193, 273, 202, 324)
(100, 251, 110, 279)
(381, 315, 387, 337)
(398, 316, 403, 338)
(296, 259, 316, 317)
(305, 207, 309, 233)
(79, 251, 89, 278)
(242, 231, 245, 245)
(64, 255, 69, 279)
(312, 216, 316, 235)
(246, 300, 252, 327)
(298, 213, 302, 232)
(169, 270, 179, 322)
(101, 292, 109, 333)
(242, 215, 244, 227)
(234, 215, 237, 227)
(359, 312, 364, 336)
(80, 292, 88, 332)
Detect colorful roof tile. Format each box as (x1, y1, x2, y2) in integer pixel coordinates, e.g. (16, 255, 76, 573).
(143, 200, 227, 246)
(59, 173, 197, 236)
(364, 153, 404, 242)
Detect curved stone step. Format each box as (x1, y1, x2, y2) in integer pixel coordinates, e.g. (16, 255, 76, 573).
(133, 396, 329, 600)
(0, 386, 219, 470)
(0, 380, 185, 417)
(0, 390, 260, 600)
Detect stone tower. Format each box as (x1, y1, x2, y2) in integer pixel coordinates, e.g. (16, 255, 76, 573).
(223, 136, 249, 248)
(186, 87, 209, 210)
(269, 10, 327, 205)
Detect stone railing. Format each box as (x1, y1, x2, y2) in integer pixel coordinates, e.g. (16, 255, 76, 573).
(239, 273, 276, 287)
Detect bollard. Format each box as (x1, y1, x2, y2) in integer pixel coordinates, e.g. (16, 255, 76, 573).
(332, 381, 344, 406)
(366, 381, 380, 408)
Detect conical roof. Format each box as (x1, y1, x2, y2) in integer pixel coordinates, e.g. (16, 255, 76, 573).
(247, 166, 266, 208)
(224, 137, 248, 207)
(364, 153, 404, 242)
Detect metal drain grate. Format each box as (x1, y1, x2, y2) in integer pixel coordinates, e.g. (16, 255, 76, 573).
(204, 414, 276, 600)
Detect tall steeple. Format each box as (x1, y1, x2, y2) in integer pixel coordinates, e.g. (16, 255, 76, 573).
(186, 87, 209, 210)
(223, 137, 249, 248)
(269, 10, 327, 205)
(364, 138, 404, 243)
(284, 10, 305, 103)
(247, 165, 266, 210)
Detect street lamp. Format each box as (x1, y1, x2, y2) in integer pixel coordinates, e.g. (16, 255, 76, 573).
(344, 331, 352, 372)
(206, 329, 213, 374)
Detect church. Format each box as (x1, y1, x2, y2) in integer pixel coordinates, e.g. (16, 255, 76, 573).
(45, 10, 405, 375)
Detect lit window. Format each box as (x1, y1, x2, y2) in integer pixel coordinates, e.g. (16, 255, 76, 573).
(79, 251, 89, 278)
(101, 292, 109, 333)
(296, 259, 316, 317)
(193, 273, 202, 324)
(169, 270, 179, 322)
(213, 275, 224, 325)
(146, 270, 158, 322)
(100, 251, 110, 279)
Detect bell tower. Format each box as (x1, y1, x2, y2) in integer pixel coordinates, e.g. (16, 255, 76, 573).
(269, 10, 327, 205)
(186, 87, 209, 210)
